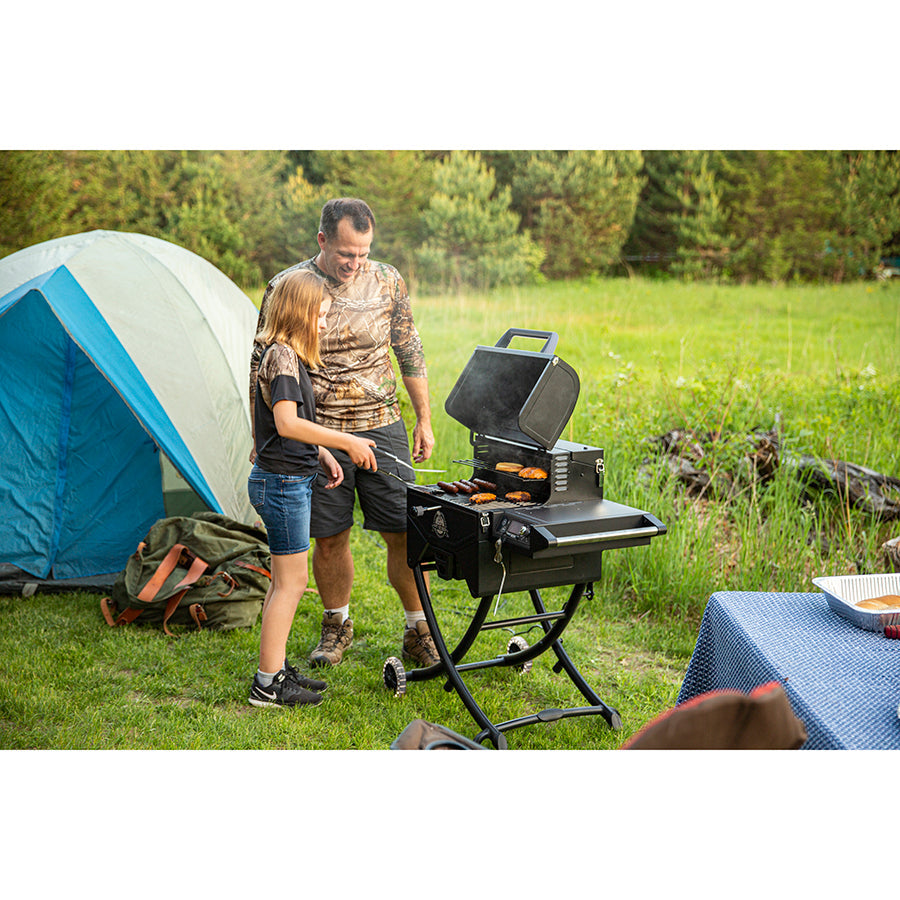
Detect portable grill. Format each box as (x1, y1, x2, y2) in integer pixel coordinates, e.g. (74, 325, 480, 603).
(382, 329, 666, 748)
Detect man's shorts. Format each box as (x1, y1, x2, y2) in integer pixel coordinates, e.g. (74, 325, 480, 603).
(311, 419, 412, 538)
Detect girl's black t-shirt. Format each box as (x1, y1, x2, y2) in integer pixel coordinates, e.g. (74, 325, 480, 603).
(253, 343, 319, 476)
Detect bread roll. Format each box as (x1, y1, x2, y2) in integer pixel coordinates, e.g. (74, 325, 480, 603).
(856, 594, 900, 610)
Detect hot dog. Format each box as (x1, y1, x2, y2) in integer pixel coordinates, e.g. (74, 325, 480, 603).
(437, 481, 459, 494)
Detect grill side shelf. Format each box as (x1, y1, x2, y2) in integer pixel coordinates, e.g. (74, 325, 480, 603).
(498, 511, 667, 557)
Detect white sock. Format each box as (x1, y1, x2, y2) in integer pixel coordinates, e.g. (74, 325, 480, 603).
(328, 605, 350, 623)
(404, 609, 426, 630)
(256, 669, 280, 687)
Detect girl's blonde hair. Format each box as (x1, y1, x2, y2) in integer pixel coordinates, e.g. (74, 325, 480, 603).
(256, 270, 326, 369)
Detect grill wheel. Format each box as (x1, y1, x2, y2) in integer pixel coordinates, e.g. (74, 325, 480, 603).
(382, 656, 407, 697)
(506, 635, 533, 674)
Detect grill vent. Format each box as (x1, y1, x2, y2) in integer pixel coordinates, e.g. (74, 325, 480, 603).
(552, 455, 568, 492)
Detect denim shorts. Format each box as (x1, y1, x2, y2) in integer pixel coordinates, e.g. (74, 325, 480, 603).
(247, 466, 316, 555)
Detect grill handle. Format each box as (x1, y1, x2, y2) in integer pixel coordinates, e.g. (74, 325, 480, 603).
(549, 524, 662, 548)
(495, 328, 558, 355)
(530, 513, 667, 550)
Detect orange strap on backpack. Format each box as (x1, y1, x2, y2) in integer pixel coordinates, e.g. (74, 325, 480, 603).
(100, 543, 210, 636)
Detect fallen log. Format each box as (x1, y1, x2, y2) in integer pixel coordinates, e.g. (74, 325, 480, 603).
(645, 427, 900, 520)
(783, 455, 900, 521)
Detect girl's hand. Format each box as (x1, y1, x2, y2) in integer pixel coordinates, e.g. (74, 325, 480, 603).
(346, 435, 378, 470)
(318, 447, 344, 489)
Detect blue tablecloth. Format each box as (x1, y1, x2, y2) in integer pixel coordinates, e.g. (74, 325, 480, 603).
(677, 591, 900, 750)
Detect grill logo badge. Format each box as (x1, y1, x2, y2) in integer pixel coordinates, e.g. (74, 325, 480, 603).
(431, 510, 449, 539)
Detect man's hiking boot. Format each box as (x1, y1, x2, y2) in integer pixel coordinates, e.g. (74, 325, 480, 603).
(402, 619, 441, 668)
(248, 669, 323, 708)
(308, 610, 353, 668)
(284, 658, 328, 692)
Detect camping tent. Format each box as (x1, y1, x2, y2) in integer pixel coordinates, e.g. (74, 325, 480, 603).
(0, 230, 258, 581)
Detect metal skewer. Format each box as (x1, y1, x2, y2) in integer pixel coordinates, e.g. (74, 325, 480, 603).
(373, 447, 446, 475)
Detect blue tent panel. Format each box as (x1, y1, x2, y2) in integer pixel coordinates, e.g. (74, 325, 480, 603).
(0, 289, 163, 578)
(0, 267, 221, 578)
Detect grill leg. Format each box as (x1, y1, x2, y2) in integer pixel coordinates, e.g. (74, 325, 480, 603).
(406, 563, 506, 748)
(531, 586, 622, 730)
(392, 567, 621, 746)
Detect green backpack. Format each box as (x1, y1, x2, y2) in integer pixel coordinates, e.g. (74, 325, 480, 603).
(101, 512, 270, 635)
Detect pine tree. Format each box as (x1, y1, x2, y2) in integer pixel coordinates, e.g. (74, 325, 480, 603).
(827, 150, 900, 281)
(670, 151, 733, 281)
(510, 150, 644, 279)
(415, 151, 543, 290)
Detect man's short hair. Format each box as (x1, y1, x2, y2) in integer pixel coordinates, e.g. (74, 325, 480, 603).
(320, 198, 376, 239)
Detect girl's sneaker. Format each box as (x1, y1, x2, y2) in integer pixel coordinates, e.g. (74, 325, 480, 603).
(249, 669, 323, 708)
(284, 658, 328, 692)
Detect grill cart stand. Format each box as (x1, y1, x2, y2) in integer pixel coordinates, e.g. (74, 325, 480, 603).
(383, 566, 625, 749)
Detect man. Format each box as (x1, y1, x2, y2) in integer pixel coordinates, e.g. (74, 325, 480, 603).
(250, 198, 439, 670)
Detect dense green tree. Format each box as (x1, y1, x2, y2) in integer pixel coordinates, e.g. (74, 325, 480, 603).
(6, 149, 899, 289)
(620, 150, 685, 271)
(625, 150, 900, 283)
(510, 150, 644, 279)
(0, 151, 77, 257)
(415, 151, 543, 290)
(826, 150, 900, 281)
(714, 150, 837, 283)
(165, 150, 294, 284)
(0, 150, 294, 286)
(58, 150, 182, 236)
(670, 151, 733, 281)
(0, 150, 185, 257)
(282, 163, 332, 266)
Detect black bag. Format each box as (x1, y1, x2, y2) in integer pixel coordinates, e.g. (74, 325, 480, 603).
(101, 513, 270, 635)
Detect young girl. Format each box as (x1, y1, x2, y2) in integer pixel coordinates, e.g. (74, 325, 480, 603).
(247, 269, 377, 707)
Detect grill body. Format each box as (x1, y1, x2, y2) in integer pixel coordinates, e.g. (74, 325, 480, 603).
(408, 435, 665, 598)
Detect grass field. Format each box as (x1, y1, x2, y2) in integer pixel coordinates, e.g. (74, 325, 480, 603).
(2, 276, 898, 753)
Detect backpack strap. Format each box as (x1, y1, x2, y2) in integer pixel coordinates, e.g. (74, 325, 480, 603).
(100, 540, 186, 627)
(138, 544, 191, 602)
(235, 560, 272, 579)
(188, 603, 208, 630)
(99, 595, 118, 626)
(159, 551, 210, 636)
(102, 543, 210, 635)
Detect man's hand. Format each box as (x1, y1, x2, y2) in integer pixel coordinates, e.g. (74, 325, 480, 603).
(411, 419, 435, 462)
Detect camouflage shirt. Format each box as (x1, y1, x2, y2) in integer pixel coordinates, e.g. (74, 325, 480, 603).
(250, 257, 427, 432)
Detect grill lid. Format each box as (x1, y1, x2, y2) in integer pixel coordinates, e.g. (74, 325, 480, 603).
(444, 329, 580, 450)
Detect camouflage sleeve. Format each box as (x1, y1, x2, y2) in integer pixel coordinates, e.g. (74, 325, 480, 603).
(389, 270, 427, 379)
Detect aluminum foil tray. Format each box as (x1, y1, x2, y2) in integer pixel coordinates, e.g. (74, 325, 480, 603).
(812, 573, 900, 631)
